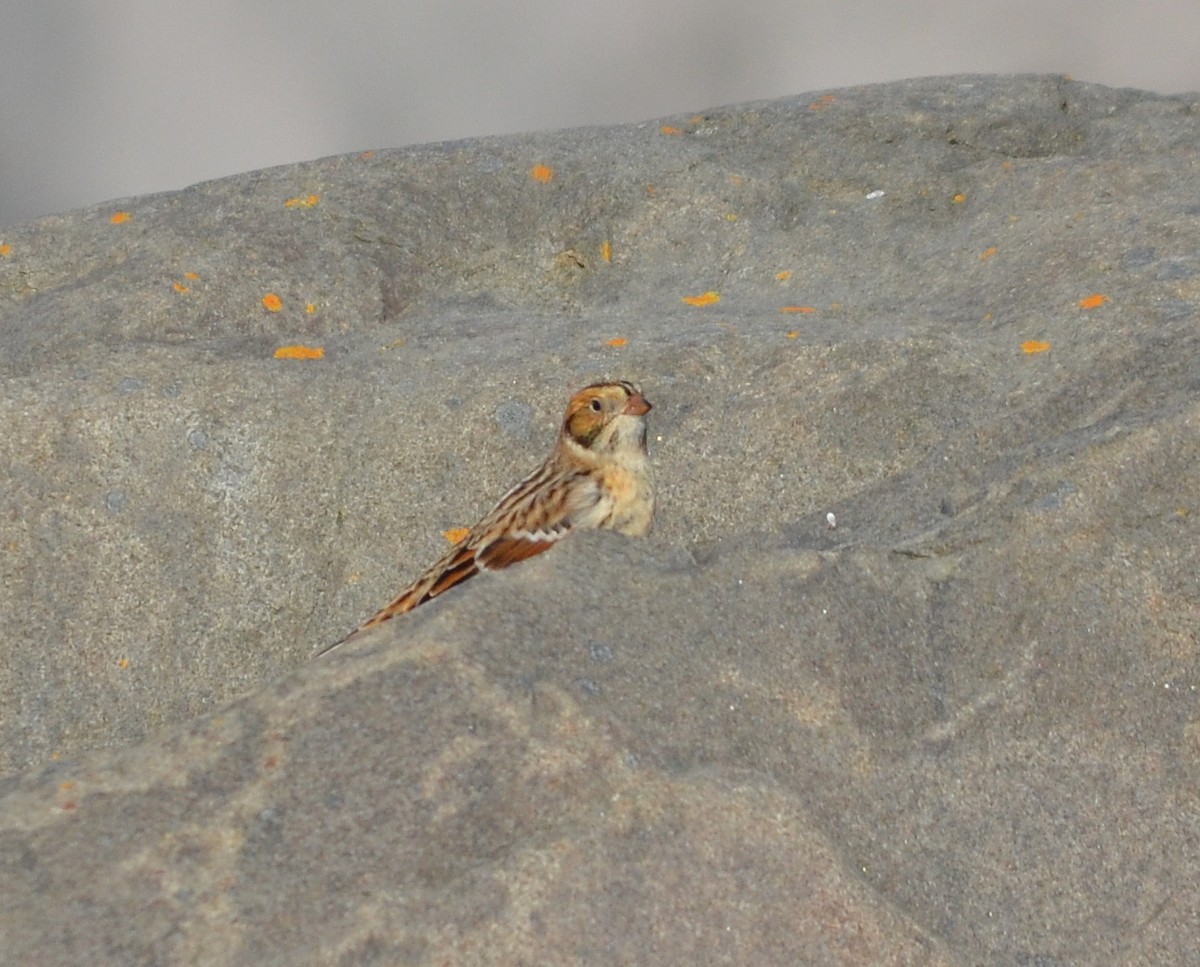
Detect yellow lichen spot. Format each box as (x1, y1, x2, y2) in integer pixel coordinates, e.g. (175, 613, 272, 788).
(724, 212, 738, 221)
(660, 125, 682, 136)
(273, 344, 324, 360)
(779, 305, 817, 314)
(305, 302, 317, 314)
(979, 246, 998, 260)
(172, 282, 189, 294)
(1021, 340, 1051, 354)
(600, 240, 612, 263)
(775, 270, 791, 281)
(110, 211, 131, 224)
(952, 193, 967, 204)
(606, 337, 627, 348)
(118, 657, 130, 669)
(1078, 293, 1109, 309)
(381, 338, 406, 351)
(530, 164, 554, 183)
(443, 527, 470, 544)
(785, 330, 800, 339)
(284, 194, 320, 208)
(682, 291, 720, 307)
(184, 271, 199, 280)
(0, 243, 11, 256)
(261, 293, 283, 312)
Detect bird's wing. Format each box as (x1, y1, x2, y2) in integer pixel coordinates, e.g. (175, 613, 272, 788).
(318, 465, 599, 655)
(471, 465, 594, 570)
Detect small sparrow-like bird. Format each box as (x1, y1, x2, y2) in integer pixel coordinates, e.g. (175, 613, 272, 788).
(318, 380, 654, 655)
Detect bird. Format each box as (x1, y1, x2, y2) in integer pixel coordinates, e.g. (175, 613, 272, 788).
(317, 380, 654, 656)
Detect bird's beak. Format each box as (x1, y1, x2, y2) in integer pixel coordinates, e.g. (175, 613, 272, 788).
(624, 392, 652, 416)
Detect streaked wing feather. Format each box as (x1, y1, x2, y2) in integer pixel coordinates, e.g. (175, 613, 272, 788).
(319, 452, 609, 657)
(471, 466, 596, 571)
(424, 545, 480, 598)
(475, 532, 558, 569)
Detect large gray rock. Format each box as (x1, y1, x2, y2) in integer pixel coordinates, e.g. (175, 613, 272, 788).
(2, 74, 1199, 964)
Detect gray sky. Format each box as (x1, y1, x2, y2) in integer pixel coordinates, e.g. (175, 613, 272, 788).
(2, 0, 1198, 229)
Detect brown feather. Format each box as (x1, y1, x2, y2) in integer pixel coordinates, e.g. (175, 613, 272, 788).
(426, 547, 479, 595)
(476, 533, 558, 569)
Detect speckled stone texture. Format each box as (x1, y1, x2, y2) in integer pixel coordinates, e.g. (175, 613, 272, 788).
(2, 74, 1199, 964)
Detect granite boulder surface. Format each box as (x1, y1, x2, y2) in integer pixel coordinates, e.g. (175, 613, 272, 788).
(2, 74, 1200, 964)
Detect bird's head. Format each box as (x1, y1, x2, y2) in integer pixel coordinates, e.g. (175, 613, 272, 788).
(562, 380, 652, 456)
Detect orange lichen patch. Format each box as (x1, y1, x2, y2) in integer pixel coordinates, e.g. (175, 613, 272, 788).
(110, 211, 131, 224)
(600, 240, 612, 263)
(979, 246, 998, 260)
(952, 193, 967, 204)
(361, 150, 376, 160)
(785, 330, 800, 339)
(261, 293, 283, 312)
(443, 527, 470, 544)
(606, 337, 627, 348)
(1021, 340, 1051, 354)
(775, 270, 792, 281)
(184, 271, 199, 280)
(172, 282, 189, 294)
(1078, 293, 1109, 309)
(660, 125, 682, 136)
(0, 243, 11, 256)
(530, 164, 554, 183)
(779, 305, 817, 314)
(809, 94, 836, 111)
(284, 194, 320, 208)
(273, 344, 325, 360)
(682, 291, 720, 306)
(305, 302, 317, 314)
(57, 781, 79, 810)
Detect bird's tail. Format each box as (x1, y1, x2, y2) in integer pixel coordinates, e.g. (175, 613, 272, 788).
(314, 540, 481, 657)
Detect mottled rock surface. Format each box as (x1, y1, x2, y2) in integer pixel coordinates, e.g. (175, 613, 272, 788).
(2, 75, 1199, 964)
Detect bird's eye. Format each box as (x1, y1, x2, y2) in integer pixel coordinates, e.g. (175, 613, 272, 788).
(589, 399, 602, 412)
